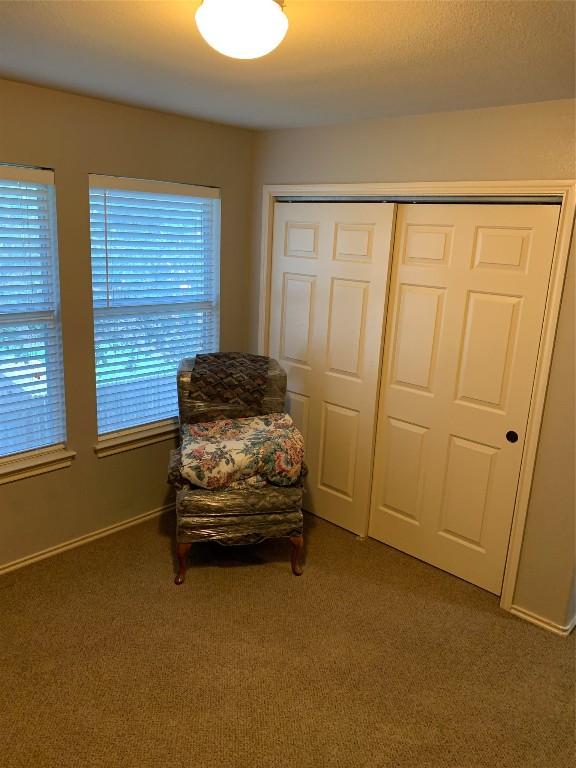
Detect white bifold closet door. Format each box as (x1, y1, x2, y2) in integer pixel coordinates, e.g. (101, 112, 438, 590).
(269, 202, 396, 535)
(369, 203, 560, 594)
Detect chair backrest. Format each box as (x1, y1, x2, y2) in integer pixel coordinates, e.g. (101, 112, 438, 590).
(177, 352, 287, 426)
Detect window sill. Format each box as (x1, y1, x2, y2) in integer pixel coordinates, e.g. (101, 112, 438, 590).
(0, 444, 76, 485)
(94, 418, 179, 458)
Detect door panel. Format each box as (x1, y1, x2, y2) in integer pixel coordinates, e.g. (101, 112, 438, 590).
(319, 402, 359, 498)
(369, 203, 560, 593)
(391, 285, 445, 392)
(380, 417, 428, 523)
(456, 292, 520, 409)
(269, 202, 395, 535)
(438, 435, 497, 547)
(326, 278, 368, 377)
(279, 273, 315, 365)
(285, 391, 310, 451)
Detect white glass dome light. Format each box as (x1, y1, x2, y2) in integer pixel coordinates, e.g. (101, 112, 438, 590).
(195, 0, 289, 60)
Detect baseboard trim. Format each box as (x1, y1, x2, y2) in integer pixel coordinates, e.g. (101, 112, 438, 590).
(509, 604, 576, 637)
(0, 503, 175, 577)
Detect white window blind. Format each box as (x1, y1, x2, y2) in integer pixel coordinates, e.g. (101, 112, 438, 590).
(0, 167, 66, 458)
(89, 175, 220, 435)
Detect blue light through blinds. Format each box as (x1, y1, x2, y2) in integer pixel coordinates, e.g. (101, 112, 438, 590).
(0, 174, 66, 458)
(89, 181, 220, 435)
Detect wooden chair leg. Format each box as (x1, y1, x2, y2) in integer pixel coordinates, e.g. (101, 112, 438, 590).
(289, 535, 304, 576)
(174, 542, 192, 585)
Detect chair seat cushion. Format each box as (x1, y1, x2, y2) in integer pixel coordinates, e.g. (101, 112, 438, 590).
(179, 412, 304, 490)
(176, 485, 303, 544)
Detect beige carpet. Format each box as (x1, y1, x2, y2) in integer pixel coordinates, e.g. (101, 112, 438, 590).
(0, 513, 573, 768)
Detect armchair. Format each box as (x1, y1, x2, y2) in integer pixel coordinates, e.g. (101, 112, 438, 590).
(168, 352, 304, 584)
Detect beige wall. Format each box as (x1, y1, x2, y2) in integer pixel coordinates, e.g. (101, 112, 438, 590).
(252, 98, 576, 628)
(1, 81, 574, 631)
(253, 99, 575, 188)
(0, 79, 255, 565)
(514, 241, 575, 627)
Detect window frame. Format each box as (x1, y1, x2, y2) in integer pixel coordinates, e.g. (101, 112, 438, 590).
(87, 174, 221, 456)
(0, 165, 75, 484)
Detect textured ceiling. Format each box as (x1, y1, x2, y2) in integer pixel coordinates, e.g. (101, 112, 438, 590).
(0, 0, 574, 129)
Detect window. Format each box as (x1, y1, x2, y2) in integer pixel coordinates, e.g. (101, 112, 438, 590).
(88, 175, 220, 437)
(0, 166, 67, 460)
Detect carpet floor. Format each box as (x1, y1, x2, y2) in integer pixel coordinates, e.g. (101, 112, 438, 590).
(0, 513, 573, 768)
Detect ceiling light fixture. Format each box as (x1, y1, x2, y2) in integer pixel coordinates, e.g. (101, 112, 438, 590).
(195, 0, 289, 60)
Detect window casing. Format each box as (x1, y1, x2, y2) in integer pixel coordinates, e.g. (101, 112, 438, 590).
(0, 166, 67, 463)
(88, 175, 220, 438)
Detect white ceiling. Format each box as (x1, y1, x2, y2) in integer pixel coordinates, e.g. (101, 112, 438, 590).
(0, 0, 574, 130)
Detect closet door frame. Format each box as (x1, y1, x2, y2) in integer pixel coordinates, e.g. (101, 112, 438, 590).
(258, 180, 575, 619)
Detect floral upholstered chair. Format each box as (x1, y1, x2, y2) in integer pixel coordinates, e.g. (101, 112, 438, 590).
(168, 352, 305, 584)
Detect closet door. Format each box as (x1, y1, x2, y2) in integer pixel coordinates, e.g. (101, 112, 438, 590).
(269, 202, 395, 535)
(369, 203, 561, 593)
